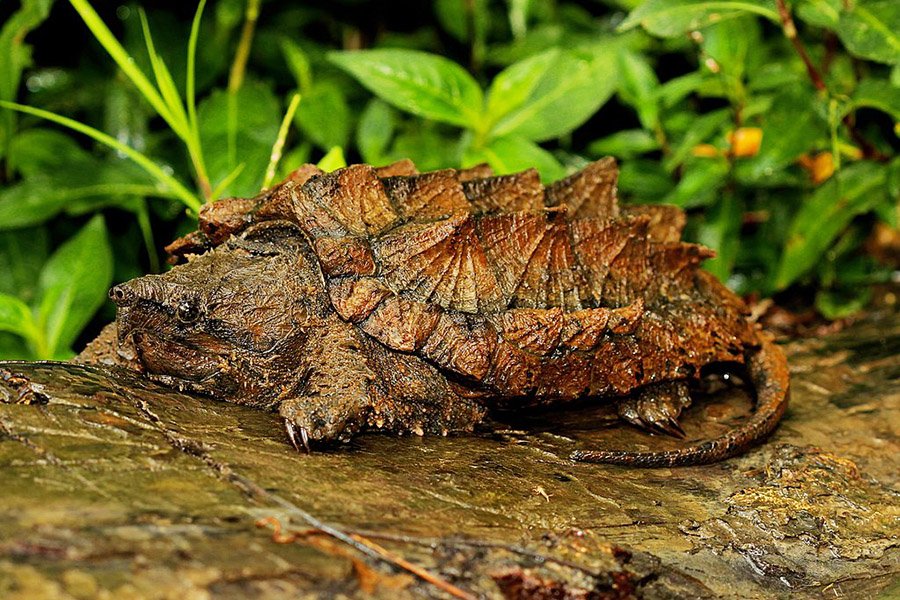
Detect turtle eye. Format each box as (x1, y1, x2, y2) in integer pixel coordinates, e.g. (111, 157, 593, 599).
(176, 300, 202, 324)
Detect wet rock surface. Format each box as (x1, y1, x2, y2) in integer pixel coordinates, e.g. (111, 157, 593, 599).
(1, 310, 897, 599)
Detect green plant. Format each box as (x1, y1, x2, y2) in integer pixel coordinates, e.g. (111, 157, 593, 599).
(0, 0, 896, 360)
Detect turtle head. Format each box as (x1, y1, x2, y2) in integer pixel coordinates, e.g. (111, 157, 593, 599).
(110, 221, 328, 406)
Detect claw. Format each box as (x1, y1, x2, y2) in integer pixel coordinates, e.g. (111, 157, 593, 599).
(667, 417, 686, 438)
(299, 426, 310, 454)
(285, 420, 311, 453)
(654, 417, 686, 439)
(285, 419, 301, 452)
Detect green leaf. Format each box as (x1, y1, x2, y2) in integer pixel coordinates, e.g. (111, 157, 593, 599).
(487, 45, 620, 142)
(464, 136, 566, 182)
(663, 158, 730, 208)
(485, 49, 560, 128)
(775, 162, 888, 290)
(618, 159, 674, 200)
(848, 78, 900, 120)
(588, 129, 661, 159)
(0, 293, 37, 341)
(664, 108, 730, 172)
(317, 147, 347, 173)
(68, 0, 179, 131)
(656, 72, 707, 108)
(7, 128, 91, 178)
(328, 49, 483, 128)
(797, 0, 842, 28)
(734, 89, 821, 183)
(617, 50, 660, 130)
(815, 287, 872, 319)
(0, 101, 201, 211)
(357, 100, 397, 165)
(701, 16, 756, 82)
(697, 191, 742, 281)
(619, 0, 779, 38)
(391, 126, 461, 171)
(198, 82, 281, 197)
(294, 81, 351, 151)
(280, 38, 313, 93)
(837, 1, 900, 65)
(0, 0, 53, 159)
(35, 215, 114, 359)
(0, 227, 48, 301)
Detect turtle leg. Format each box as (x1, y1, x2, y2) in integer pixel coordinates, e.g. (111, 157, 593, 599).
(278, 321, 377, 450)
(617, 381, 692, 439)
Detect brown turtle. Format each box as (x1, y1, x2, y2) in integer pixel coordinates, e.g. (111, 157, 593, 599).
(81, 158, 789, 467)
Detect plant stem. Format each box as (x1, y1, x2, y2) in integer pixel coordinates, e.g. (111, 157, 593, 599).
(228, 0, 261, 94)
(775, 0, 826, 92)
(186, 0, 212, 200)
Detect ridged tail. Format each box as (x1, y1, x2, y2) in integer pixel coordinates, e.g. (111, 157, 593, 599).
(571, 334, 790, 467)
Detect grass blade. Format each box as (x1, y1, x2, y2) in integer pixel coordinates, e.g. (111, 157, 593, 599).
(209, 162, 246, 200)
(187, 0, 207, 136)
(68, 0, 177, 129)
(0, 101, 201, 212)
(262, 93, 301, 189)
(138, 9, 189, 138)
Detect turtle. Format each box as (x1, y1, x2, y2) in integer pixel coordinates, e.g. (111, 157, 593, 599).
(80, 158, 790, 467)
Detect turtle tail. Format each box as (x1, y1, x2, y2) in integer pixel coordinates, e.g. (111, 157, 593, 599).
(571, 334, 790, 467)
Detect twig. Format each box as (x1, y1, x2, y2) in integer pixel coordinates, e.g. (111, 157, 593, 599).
(349, 534, 477, 600)
(255, 517, 476, 600)
(775, 0, 826, 92)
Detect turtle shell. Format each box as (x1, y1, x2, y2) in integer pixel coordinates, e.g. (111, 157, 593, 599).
(166, 158, 759, 400)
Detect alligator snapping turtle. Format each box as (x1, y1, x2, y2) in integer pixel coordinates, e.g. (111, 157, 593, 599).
(81, 158, 789, 467)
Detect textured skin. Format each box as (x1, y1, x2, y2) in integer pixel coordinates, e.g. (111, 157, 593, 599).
(85, 158, 789, 466)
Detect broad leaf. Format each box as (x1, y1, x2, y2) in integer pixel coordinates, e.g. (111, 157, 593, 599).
(0, 293, 36, 340)
(619, 0, 779, 38)
(316, 147, 347, 172)
(329, 49, 483, 128)
(294, 81, 351, 151)
(663, 158, 730, 208)
(797, 0, 842, 28)
(198, 82, 281, 197)
(735, 89, 821, 183)
(848, 78, 900, 120)
(697, 191, 742, 281)
(774, 162, 888, 290)
(485, 49, 559, 127)
(664, 108, 730, 172)
(837, 1, 900, 65)
(0, 227, 48, 302)
(588, 129, 660, 159)
(464, 136, 566, 182)
(617, 49, 660, 130)
(35, 215, 114, 358)
(7, 128, 90, 178)
(0, 0, 53, 159)
(618, 159, 674, 200)
(357, 100, 397, 165)
(488, 45, 620, 142)
(0, 158, 166, 230)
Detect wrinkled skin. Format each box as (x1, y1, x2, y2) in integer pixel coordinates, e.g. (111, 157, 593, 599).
(83, 159, 790, 466)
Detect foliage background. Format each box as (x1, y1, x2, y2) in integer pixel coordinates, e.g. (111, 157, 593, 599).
(0, 0, 897, 360)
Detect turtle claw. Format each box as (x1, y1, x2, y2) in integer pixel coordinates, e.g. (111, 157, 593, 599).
(618, 381, 692, 440)
(652, 417, 686, 439)
(285, 419, 311, 453)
